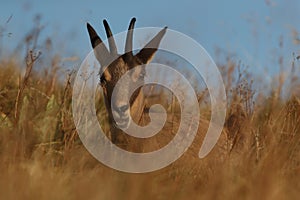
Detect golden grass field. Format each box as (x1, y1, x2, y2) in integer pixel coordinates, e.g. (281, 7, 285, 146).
(0, 44, 300, 200)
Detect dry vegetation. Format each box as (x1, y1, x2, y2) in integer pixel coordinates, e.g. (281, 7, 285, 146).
(1, 30, 300, 200)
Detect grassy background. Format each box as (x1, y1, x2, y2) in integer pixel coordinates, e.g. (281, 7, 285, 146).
(0, 30, 300, 200)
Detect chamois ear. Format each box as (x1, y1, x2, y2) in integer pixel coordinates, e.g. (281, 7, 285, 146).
(135, 26, 167, 64)
(87, 23, 110, 66)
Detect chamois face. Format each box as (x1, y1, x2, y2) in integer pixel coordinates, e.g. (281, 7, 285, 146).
(87, 18, 166, 129)
(100, 55, 146, 129)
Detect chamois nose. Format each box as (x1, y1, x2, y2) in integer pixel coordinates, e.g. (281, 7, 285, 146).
(118, 104, 129, 113)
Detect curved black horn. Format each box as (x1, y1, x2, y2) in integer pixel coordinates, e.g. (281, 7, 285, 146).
(103, 19, 118, 55)
(125, 17, 136, 55)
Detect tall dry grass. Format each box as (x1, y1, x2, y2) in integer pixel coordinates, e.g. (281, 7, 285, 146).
(0, 31, 300, 200)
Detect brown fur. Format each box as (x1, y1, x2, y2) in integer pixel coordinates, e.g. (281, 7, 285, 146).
(87, 18, 167, 145)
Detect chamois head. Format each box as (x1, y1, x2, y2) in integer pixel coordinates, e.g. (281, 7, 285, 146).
(87, 18, 166, 131)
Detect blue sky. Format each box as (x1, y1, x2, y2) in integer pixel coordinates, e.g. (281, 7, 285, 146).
(0, 0, 299, 81)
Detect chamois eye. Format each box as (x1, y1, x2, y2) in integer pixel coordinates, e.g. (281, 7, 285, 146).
(139, 71, 146, 79)
(139, 73, 144, 79)
(100, 76, 107, 85)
